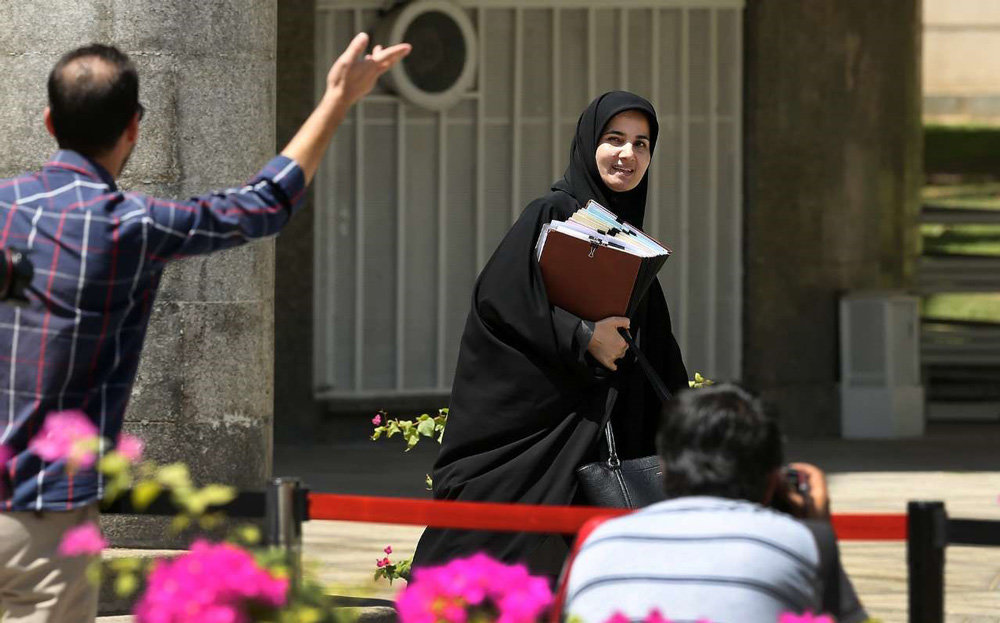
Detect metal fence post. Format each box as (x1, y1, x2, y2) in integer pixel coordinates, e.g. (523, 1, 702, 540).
(267, 477, 305, 590)
(908, 501, 947, 623)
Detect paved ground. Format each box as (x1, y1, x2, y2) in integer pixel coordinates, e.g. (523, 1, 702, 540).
(272, 422, 1000, 622)
(100, 423, 1000, 621)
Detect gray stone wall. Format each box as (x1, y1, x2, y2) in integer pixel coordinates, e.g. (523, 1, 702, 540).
(743, 0, 923, 435)
(0, 0, 278, 545)
(274, 0, 322, 444)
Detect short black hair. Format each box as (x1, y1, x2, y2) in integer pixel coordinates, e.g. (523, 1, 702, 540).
(47, 44, 140, 157)
(656, 384, 783, 502)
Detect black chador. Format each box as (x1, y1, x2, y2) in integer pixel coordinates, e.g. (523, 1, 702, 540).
(412, 91, 688, 577)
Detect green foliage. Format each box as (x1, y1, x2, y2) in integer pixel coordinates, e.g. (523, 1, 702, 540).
(371, 408, 448, 451)
(922, 223, 1000, 257)
(373, 556, 412, 585)
(925, 124, 1000, 176)
(688, 372, 715, 389)
(91, 441, 352, 622)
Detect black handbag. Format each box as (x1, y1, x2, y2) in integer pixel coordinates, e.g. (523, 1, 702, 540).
(575, 329, 674, 509)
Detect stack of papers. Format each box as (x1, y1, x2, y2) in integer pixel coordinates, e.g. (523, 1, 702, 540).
(534, 200, 671, 322)
(536, 200, 671, 260)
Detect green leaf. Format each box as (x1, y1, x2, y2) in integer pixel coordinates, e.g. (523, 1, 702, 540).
(98, 452, 130, 477)
(234, 524, 262, 546)
(385, 421, 400, 437)
(131, 480, 162, 511)
(156, 463, 192, 490)
(114, 572, 139, 597)
(169, 514, 191, 534)
(416, 417, 436, 438)
(425, 474, 433, 490)
(197, 484, 237, 507)
(371, 427, 383, 441)
(198, 512, 224, 531)
(108, 557, 142, 573)
(103, 472, 131, 505)
(85, 561, 103, 587)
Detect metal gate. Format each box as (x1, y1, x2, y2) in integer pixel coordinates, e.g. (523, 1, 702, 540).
(314, 0, 744, 400)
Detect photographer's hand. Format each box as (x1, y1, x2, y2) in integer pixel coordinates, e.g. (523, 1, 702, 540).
(586, 317, 630, 371)
(776, 462, 831, 520)
(281, 33, 411, 184)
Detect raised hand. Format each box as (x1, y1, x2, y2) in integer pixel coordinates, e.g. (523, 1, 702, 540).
(326, 33, 412, 107)
(281, 33, 411, 184)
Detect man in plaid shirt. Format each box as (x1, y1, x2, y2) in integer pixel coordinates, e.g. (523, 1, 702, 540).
(0, 35, 409, 622)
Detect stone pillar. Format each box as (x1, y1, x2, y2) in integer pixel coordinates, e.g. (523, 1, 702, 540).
(0, 1, 277, 545)
(743, 0, 923, 435)
(275, 0, 322, 443)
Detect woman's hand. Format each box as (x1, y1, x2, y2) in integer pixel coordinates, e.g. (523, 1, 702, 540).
(587, 317, 630, 370)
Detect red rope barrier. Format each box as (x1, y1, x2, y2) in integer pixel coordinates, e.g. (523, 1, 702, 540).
(307, 493, 907, 540)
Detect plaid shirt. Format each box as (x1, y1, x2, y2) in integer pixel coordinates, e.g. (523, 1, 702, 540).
(0, 150, 305, 511)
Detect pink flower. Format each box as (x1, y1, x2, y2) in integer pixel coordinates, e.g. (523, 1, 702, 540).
(604, 614, 630, 623)
(384, 545, 393, 555)
(133, 540, 288, 623)
(372, 413, 382, 426)
(29, 410, 98, 470)
(644, 611, 673, 623)
(116, 432, 144, 463)
(779, 614, 834, 623)
(396, 553, 552, 623)
(57, 521, 107, 556)
(377, 558, 389, 568)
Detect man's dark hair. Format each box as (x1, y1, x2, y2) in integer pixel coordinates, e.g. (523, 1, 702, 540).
(47, 44, 140, 157)
(656, 383, 783, 502)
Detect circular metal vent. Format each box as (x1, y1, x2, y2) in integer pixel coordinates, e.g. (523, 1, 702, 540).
(375, 1, 477, 110)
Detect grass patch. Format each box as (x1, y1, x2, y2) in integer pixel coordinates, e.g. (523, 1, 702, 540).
(922, 223, 1000, 256)
(923, 293, 1000, 323)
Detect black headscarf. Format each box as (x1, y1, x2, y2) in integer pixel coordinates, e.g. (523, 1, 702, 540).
(552, 90, 659, 227)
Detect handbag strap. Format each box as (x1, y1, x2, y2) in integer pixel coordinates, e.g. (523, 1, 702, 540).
(596, 329, 676, 469)
(598, 386, 622, 468)
(618, 327, 674, 403)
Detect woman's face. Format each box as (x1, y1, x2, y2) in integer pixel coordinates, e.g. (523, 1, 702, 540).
(595, 110, 652, 193)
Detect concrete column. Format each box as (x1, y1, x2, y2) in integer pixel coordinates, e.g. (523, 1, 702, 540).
(743, 0, 923, 435)
(0, 1, 277, 544)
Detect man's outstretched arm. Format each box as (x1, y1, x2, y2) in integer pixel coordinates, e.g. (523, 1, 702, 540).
(140, 32, 410, 261)
(282, 32, 411, 184)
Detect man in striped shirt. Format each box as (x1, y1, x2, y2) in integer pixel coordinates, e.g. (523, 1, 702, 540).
(0, 35, 409, 622)
(563, 384, 867, 623)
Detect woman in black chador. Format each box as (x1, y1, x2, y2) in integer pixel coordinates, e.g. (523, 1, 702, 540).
(412, 91, 688, 577)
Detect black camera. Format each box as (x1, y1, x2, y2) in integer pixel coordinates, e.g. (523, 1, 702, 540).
(0, 248, 33, 304)
(784, 467, 810, 496)
(770, 466, 811, 516)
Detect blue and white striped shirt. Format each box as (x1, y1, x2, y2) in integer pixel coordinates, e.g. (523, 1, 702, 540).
(0, 150, 305, 511)
(564, 496, 867, 623)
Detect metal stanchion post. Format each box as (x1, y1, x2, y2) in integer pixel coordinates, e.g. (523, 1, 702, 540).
(267, 477, 305, 590)
(908, 501, 947, 623)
